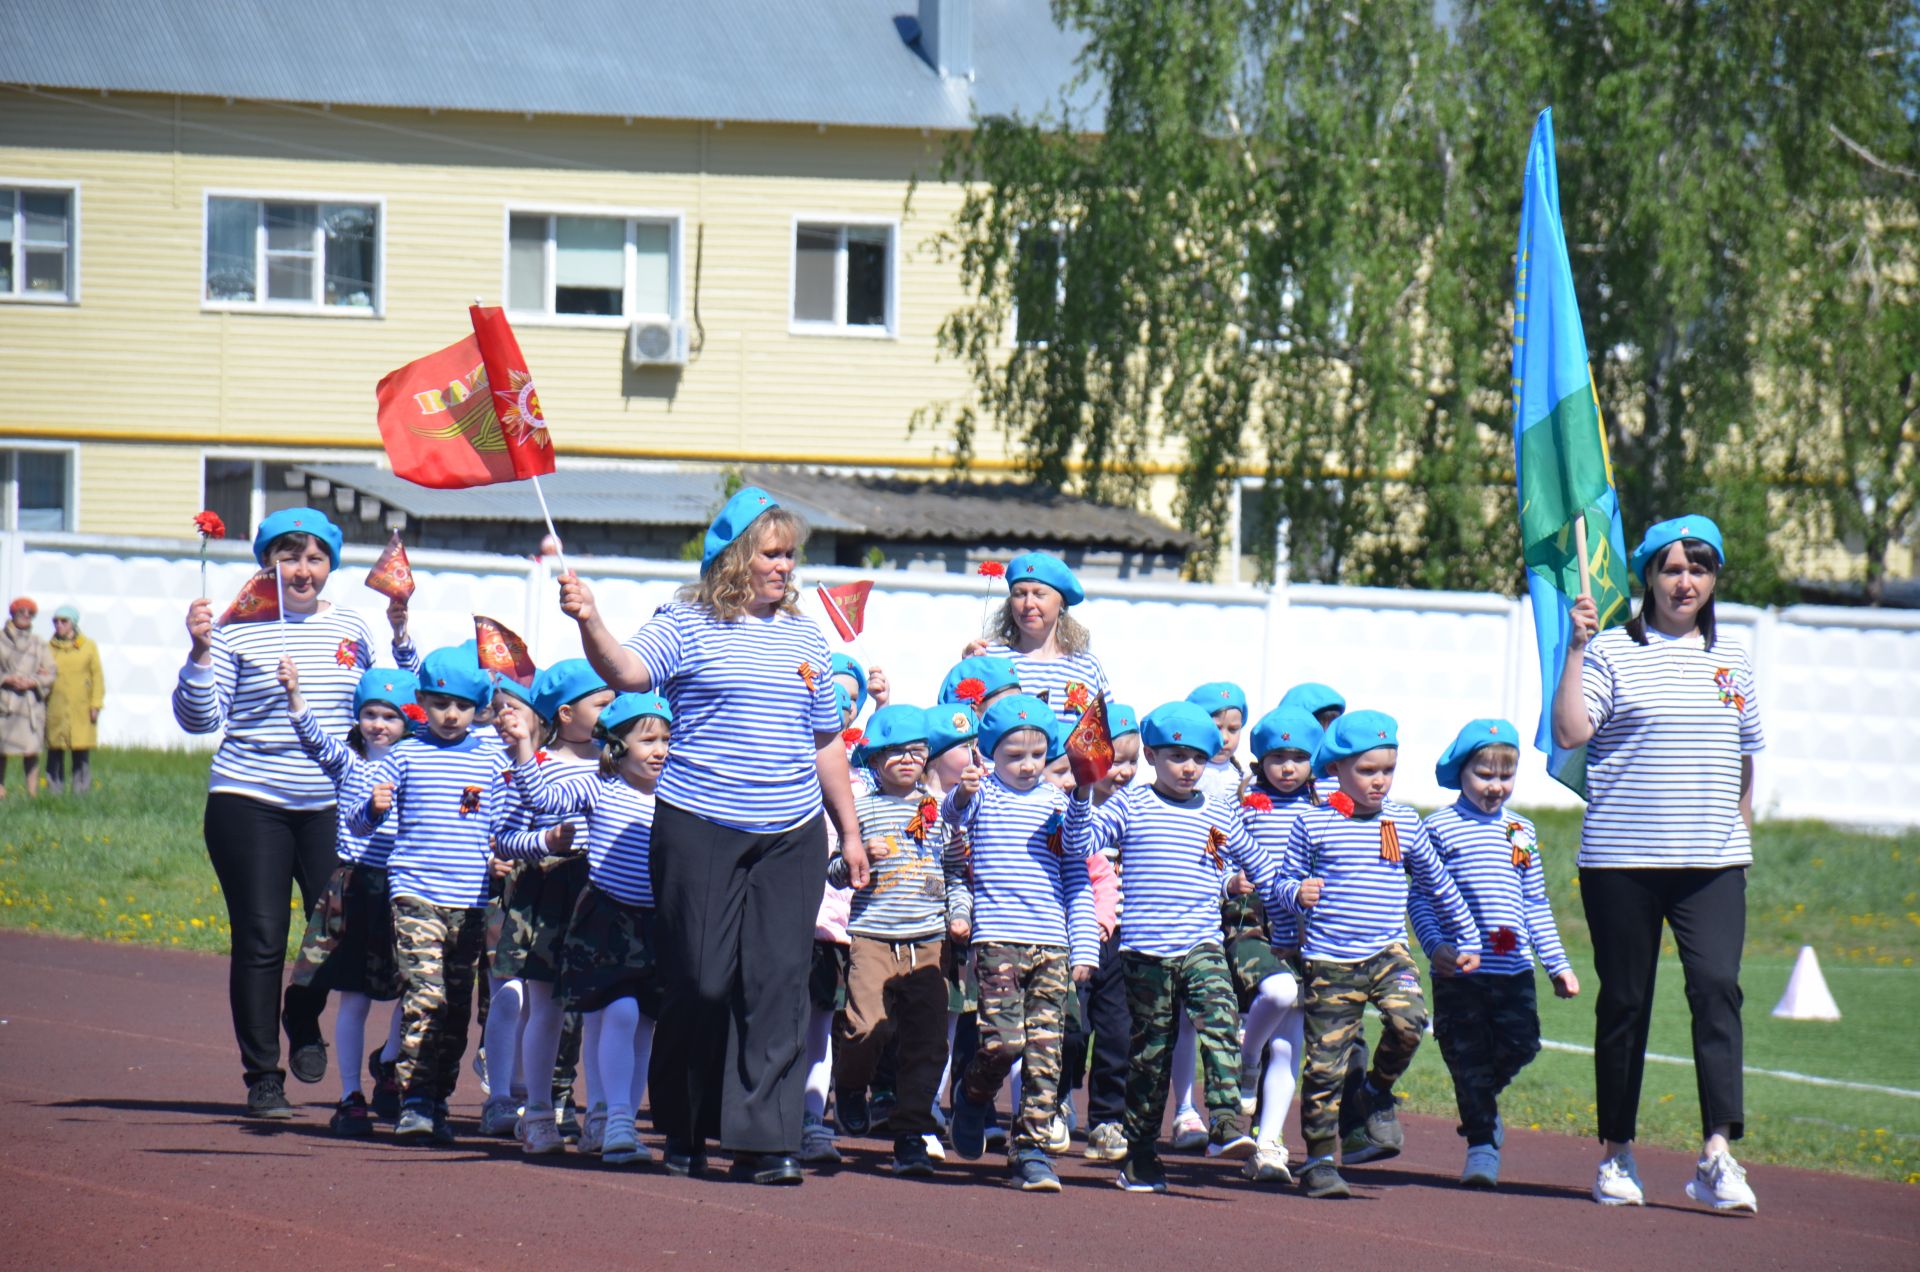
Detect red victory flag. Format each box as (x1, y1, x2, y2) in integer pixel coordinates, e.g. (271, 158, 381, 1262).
(469, 305, 556, 481)
(817, 581, 874, 643)
(365, 529, 416, 601)
(217, 568, 281, 626)
(1065, 694, 1115, 787)
(474, 614, 537, 687)
(374, 307, 555, 490)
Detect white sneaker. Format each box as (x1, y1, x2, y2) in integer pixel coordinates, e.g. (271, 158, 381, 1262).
(1084, 1121, 1128, 1162)
(521, 1112, 564, 1156)
(1044, 1112, 1073, 1154)
(1461, 1143, 1500, 1188)
(478, 1094, 520, 1138)
(922, 1133, 947, 1162)
(1685, 1150, 1757, 1213)
(472, 1048, 489, 1095)
(1170, 1110, 1208, 1152)
(602, 1112, 653, 1166)
(1593, 1149, 1645, 1206)
(1059, 1095, 1077, 1135)
(799, 1114, 843, 1164)
(1491, 1114, 1505, 1148)
(1242, 1145, 1293, 1184)
(578, 1103, 608, 1155)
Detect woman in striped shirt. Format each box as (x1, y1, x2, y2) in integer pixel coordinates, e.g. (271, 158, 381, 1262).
(1554, 514, 1763, 1214)
(561, 486, 863, 1185)
(967, 551, 1112, 727)
(173, 507, 372, 1119)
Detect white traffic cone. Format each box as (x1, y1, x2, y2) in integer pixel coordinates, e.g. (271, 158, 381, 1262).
(1770, 945, 1841, 1021)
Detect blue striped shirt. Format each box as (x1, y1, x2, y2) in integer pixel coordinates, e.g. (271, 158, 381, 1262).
(826, 788, 950, 940)
(1078, 784, 1281, 959)
(494, 750, 597, 862)
(172, 607, 374, 810)
(351, 734, 529, 907)
(982, 644, 1112, 726)
(289, 706, 394, 867)
(1240, 785, 1317, 949)
(942, 775, 1098, 966)
(1274, 800, 1481, 963)
(624, 602, 839, 833)
(1580, 627, 1765, 870)
(1412, 800, 1572, 978)
(512, 757, 658, 908)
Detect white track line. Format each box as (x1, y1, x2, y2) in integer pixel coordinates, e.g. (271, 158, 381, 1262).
(1537, 1039, 1920, 1100)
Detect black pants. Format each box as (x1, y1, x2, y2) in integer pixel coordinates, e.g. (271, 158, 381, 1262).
(203, 793, 337, 1084)
(1432, 972, 1542, 1146)
(1062, 933, 1129, 1127)
(648, 801, 826, 1154)
(1582, 866, 1746, 1143)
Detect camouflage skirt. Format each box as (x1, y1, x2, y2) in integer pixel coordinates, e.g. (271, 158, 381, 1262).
(490, 854, 589, 983)
(947, 937, 979, 1014)
(810, 938, 850, 1013)
(290, 863, 400, 999)
(1226, 935, 1284, 1010)
(556, 883, 661, 1016)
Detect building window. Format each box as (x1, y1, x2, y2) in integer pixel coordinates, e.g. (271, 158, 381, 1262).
(506, 211, 678, 321)
(1012, 228, 1064, 346)
(204, 195, 380, 311)
(0, 186, 76, 301)
(791, 221, 894, 334)
(2, 448, 73, 531)
(201, 457, 314, 542)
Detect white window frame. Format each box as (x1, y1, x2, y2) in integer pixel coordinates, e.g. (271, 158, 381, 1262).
(0, 179, 80, 305)
(788, 215, 900, 339)
(500, 204, 685, 330)
(1, 441, 80, 533)
(200, 189, 386, 318)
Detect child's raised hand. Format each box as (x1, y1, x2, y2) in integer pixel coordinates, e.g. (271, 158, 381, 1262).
(277, 656, 306, 713)
(1568, 593, 1599, 648)
(558, 572, 596, 625)
(1295, 877, 1324, 908)
(386, 595, 410, 640)
(948, 917, 970, 942)
(370, 783, 395, 815)
(866, 666, 890, 708)
(1552, 969, 1580, 998)
(185, 597, 214, 659)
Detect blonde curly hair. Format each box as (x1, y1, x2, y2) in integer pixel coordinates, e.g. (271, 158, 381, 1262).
(679, 506, 808, 620)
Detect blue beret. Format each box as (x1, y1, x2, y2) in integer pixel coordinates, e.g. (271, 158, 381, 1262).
(1630, 513, 1725, 579)
(858, 704, 929, 765)
(1313, 709, 1399, 777)
(599, 692, 672, 738)
(418, 645, 494, 706)
(354, 667, 419, 717)
(1278, 682, 1346, 718)
(924, 704, 979, 760)
(1249, 706, 1323, 762)
(1107, 703, 1140, 739)
(833, 682, 853, 718)
(979, 694, 1054, 759)
(1434, 718, 1522, 790)
(939, 655, 1021, 708)
(493, 675, 538, 708)
(1186, 681, 1248, 720)
(533, 659, 610, 721)
(701, 485, 780, 573)
(1005, 551, 1085, 607)
(1045, 715, 1070, 762)
(831, 652, 868, 716)
(1140, 702, 1221, 758)
(253, 506, 343, 570)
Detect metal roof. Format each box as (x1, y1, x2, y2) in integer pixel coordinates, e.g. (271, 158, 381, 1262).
(0, 0, 1099, 131)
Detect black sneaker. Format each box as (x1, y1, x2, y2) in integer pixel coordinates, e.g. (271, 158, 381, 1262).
(867, 1092, 898, 1133)
(1117, 1148, 1169, 1193)
(329, 1092, 374, 1137)
(1342, 1084, 1403, 1165)
(368, 1048, 400, 1122)
(245, 1074, 293, 1120)
(283, 1007, 327, 1084)
(663, 1137, 709, 1177)
(431, 1099, 457, 1145)
(835, 1085, 870, 1136)
(1300, 1160, 1352, 1198)
(890, 1133, 935, 1177)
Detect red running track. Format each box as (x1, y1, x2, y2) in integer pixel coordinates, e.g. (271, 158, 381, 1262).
(1, 931, 1914, 1271)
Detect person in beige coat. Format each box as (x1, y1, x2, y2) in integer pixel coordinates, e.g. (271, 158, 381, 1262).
(1, 597, 57, 797)
(46, 605, 104, 794)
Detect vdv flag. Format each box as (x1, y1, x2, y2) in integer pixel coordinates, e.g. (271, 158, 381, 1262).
(1512, 109, 1631, 797)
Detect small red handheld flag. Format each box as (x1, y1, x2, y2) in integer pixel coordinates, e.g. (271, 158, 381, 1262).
(366, 529, 416, 601)
(217, 569, 281, 626)
(1065, 694, 1114, 787)
(474, 614, 537, 687)
(817, 581, 874, 643)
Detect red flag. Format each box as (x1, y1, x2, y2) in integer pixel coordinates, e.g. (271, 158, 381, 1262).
(817, 581, 874, 643)
(217, 568, 281, 626)
(469, 305, 556, 481)
(365, 529, 416, 601)
(375, 333, 513, 489)
(1065, 694, 1114, 787)
(474, 615, 537, 688)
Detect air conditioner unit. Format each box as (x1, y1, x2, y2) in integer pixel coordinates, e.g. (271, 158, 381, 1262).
(627, 318, 688, 367)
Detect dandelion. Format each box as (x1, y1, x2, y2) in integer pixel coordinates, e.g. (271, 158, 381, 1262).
(189, 918, 204, 928)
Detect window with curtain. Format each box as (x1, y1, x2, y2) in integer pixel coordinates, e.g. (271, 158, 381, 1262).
(0, 187, 76, 300)
(791, 222, 894, 333)
(204, 196, 379, 310)
(506, 212, 678, 319)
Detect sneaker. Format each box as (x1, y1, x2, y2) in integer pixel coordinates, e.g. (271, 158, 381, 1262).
(1299, 1158, 1351, 1198)
(367, 1049, 400, 1122)
(1340, 1084, 1403, 1165)
(983, 1118, 1009, 1151)
(1011, 1149, 1061, 1192)
(1205, 1114, 1256, 1160)
(800, 1113, 843, 1164)
(245, 1075, 293, 1121)
(478, 1095, 520, 1138)
(951, 1093, 989, 1161)
(1238, 1055, 1262, 1118)
(555, 1104, 582, 1143)
(1243, 1145, 1293, 1184)
(578, 1103, 609, 1155)
(868, 1092, 898, 1133)
(283, 1008, 327, 1084)
(1461, 1143, 1501, 1188)
(921, 1133, 947, 1163)
(520, 1111, 565, 1155)
(1044, 1112, 1073, 1154)
(1084, 1121, 1128, 1162)
(329, 1092, 374, 1137)
(1593, 1149, 1645, 1207)
(1059, 1095, 1077, 1135)
(1685, 1150, 1757, 1213)
(1491, 1114, 1505, 1149)
(1169, 1109, 1208, 1152)
(891, 1132, 935, 1177)
(603, 1111, 653, 1166)
(835, 1086, 870, 1136)
(430, 1100, 456, 1145)
(472, 1046, 489, 1095)
(394, 1098, 435, 1140)
(1117, 1149, 1170, 1193)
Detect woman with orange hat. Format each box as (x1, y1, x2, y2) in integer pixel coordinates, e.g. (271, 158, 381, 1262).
(1, 597, 56, 798)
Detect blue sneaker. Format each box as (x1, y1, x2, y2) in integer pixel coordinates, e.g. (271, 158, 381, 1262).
(394, 1097, 435, 1140)
(951, 1093, 989, 1161)
(1011, 1148, 1061, 1192)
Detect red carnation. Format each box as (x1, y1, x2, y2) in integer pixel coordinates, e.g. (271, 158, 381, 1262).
(954, 677, 987, 707)
(402, 703, 427, 724)
(1328, 791, 1356, 817)
(976, 561, 1006, 578)
(842, 728, 865, 747)
(1242, 792, 1273, 813)
(193, 510, 226, 540)
(1488, 927, 1520, 956)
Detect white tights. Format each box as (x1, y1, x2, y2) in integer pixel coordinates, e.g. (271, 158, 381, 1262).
(521, 980, 565, 1114)
(804, 1005, 834, 1120)
(591, 997, 655, 1122)
(482, 975, 526, 1101)
(335, 992, 371, 1102)
(1172, 1013, 1201, 1118)
(1244, 973, 1304, 1150)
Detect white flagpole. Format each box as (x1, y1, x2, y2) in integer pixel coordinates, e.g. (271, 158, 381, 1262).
(529, 472, 571, 579)
(275, 561, 288, 659)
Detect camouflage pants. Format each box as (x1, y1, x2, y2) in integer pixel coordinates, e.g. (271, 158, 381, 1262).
(1432, 971, 1541, 1146)
(1300, 944, 1428, 1159)
(961, 942, 1071, 1152)
(1122, 943, 1244, 1150)
(1226, 935, 1283, 1011)
(391, 896, 486, 1102)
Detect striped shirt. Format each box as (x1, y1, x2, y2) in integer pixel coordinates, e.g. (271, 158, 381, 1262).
(496, 751, 598, 862)
(624, 602, 838, 833)
(826, 788, 950, 940)
(1274, 800, 1481, 963)
(172, 607, 374, 810)
(351, 734, 532, 907)
(1240, 785, 1317, 950)
(1579, 627, 1765, 869)
(942, 774, 1099, 966)
(512, 757, 658, 908)
(982, 644, 1112, 726)
(1078, 784, 1280, 959)
(1412, 800, 1572, 978)
(289, 707, 393, 867)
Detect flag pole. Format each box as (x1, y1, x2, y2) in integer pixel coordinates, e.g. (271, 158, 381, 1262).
(1574, 515, 1592, 598)
(529, 473, 571, 579)
(274, 561, 288, 659)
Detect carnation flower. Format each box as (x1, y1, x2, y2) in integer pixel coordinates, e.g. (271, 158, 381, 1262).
(954, 677, 987, 706)
(1328, 791, 1356, 817)
(1242, 792, 1273, 813)
(193, 510, 226, 540)
(976, 561, 1006, 578)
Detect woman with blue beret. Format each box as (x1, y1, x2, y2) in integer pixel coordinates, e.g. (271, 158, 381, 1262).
(1553, 514, 1763, 1214)
(560, 486, 863, 1185)
(968, 551, 1112, 728)
(172, 506, 373, 1119)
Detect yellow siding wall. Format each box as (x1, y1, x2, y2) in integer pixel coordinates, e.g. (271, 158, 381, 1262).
(73, 443, 203, 537)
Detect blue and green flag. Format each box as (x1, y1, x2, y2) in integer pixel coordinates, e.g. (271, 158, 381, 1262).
(1511, 109, 1631, 797)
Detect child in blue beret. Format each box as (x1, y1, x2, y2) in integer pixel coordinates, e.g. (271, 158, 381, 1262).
(1186, 682, 1250, 805)
(938, 654, 1022, 713)
(1278, 682, 1346, 728)
(1270, 709, 1483, 1198)
(475, 664, 540, 1135)
(1415, 719, 1577, 1189)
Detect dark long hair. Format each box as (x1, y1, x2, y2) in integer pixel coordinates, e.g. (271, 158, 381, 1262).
(1625, 538, 1719, 649)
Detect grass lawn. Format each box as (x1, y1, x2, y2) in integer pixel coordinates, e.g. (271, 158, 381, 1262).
(3, 750, 1916, 1183)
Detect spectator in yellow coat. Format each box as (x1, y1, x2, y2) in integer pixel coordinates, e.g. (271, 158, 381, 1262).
(47, 605, 104, 795)
(1, 597, 56, 797)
